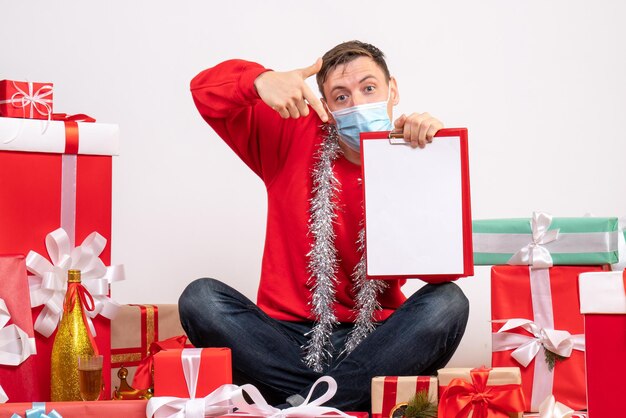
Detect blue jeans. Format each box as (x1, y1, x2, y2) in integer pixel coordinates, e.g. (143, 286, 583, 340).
(179, 278, 469, 412)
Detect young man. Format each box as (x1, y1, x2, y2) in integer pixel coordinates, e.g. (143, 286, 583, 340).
(180, 41, 469, 411)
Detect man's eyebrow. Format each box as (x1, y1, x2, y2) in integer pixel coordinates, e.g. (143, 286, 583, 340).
(328, 74, 379, 96)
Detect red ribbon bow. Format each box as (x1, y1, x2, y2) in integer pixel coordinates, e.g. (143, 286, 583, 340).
(132, 335, 188, 390)
(64, 281, 99, 355)
(51, 112, 96, 154)
(438, 367, 526, 418)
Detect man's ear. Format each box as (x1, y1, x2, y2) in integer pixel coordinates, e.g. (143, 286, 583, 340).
(321, 98, 336, 124)
(390, 76, 400, 106)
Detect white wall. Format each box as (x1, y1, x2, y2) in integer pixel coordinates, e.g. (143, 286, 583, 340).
(2, 0, 625, 368)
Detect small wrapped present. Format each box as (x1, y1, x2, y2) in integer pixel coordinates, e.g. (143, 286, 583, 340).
(0, 255, 37, 402)
(438, 367, 525, 418)
(371, 376, 437, 418)
(110, 304, 189, 390)
(491, 265, 606, 411)
(0, 80, 53, 120)
(0, 114, 120, 400)
(472, 212, 619, 266)
(153, 347, 232, 398)
(578, 270, 626, 417)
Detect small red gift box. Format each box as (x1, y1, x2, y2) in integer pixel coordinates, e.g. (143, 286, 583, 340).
(0, 115, 119, 401)
(579, 270, 626, 418)
(153, 347, 232, 398)
(491, 265, 607, 412)
(0, 80, 53, 120)
(0, 255, 38, 403)
(371, 376, 437, 418)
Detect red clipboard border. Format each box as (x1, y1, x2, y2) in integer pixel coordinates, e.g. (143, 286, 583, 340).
(360, 128, 473, 282)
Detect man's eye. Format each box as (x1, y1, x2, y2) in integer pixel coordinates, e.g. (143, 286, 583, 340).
(364, 86, 375, 93)
(336, 94, 347, 102)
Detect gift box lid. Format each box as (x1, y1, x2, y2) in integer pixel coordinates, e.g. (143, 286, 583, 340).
(0, 116, 119, 156)
(579, 270, 626, 314)
(437, 367, 521, 386)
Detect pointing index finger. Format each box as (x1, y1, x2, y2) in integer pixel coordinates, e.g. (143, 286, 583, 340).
(302, 83, 328, 122)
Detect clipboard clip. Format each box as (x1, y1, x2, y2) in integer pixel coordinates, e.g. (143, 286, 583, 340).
(388, 131, 409, 145)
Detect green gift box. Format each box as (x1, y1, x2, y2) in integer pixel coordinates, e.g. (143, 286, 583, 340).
(472, 213, 619, 266)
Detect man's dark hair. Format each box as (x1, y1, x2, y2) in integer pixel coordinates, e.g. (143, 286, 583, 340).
(316, 40, 391, 98)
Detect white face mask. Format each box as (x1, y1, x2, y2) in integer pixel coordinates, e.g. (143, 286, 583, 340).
(330, 86, 393, 151)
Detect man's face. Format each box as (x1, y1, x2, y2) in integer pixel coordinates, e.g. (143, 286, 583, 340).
(322, 56, 398, 118)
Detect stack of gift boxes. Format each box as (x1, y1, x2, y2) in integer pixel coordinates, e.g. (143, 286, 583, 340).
(0, 79, 123, 413)
(370, 213, 625, 417)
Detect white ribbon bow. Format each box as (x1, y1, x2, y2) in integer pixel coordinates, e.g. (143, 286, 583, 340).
(508, 212, 560, 268)
(538, 395, 585, 418)
(147, 349, 354, 418)
(0, 298, 37, 366)
(0, 384, 7, 403)
(492, 318, 584, 367)
(25, 228, 125, 337)
(0, 81, 53, 119)
(233, 376, 354, 418)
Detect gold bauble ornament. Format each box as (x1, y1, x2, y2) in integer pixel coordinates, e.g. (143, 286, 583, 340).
(50, 269, 98, 401)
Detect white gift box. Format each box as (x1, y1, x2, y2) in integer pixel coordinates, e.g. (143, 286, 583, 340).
(0, 116, 119, 156)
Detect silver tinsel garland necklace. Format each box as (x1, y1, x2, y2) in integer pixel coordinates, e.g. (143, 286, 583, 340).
(303, 124, 388, 372)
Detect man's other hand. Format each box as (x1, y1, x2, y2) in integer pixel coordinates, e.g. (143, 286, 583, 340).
(393, 113, 443, 148)
(254, 58, 328, 122)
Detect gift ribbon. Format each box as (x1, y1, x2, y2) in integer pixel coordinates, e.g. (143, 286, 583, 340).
(26, 228, 124, 337)
(0, 81, 53, 119)
(438, 367, 525, 418)
(535, 395, 586, 418)
(492, 318, 584, 367)
(506, 212, 560, 267)
(9, 402, 63, 418)
(492, 267, 566, 411)
(147, 350, 355, 418)
(473, 212, 618, 265)
(63, 280, 99, 355)
(133, 335, 188, 390)
(0, 385, 7, 403)
(377, 376, 432, 418)
(0, 297, 37, 366)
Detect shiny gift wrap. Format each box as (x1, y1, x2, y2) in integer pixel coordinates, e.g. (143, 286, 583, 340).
(437, 367, 525, 418)
(50, 270, 99, 401)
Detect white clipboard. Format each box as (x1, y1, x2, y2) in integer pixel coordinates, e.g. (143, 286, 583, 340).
(360, 128, 473, 281)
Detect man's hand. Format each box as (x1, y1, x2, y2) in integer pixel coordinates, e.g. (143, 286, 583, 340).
(393, 113, 444, 148)
(254, 58, 328, 122)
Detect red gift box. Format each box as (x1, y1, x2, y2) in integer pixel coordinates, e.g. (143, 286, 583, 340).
(153, 348, 232, 398)
(0, 117, 118, 401)
(491, 265, 607, 412)
(578, 270, 626, 418)
(0, 400, 148, 417)
(0, 80, 53, 120)
(0, 255, 38, 403)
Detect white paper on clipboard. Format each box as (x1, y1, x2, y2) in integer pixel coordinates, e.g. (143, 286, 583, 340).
(362, 135, 465, 277)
